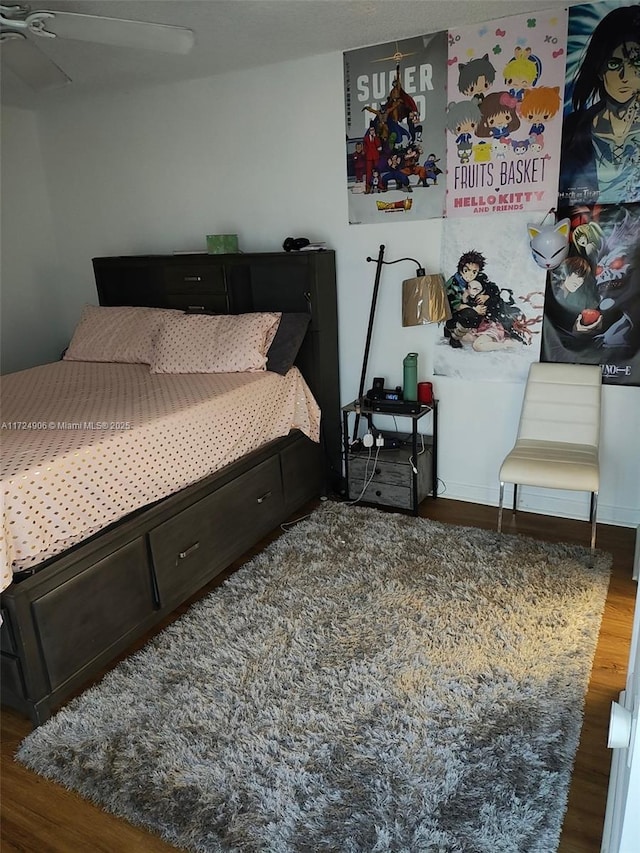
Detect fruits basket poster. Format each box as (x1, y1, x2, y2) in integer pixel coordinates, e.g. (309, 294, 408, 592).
(445, 9, 568, 218)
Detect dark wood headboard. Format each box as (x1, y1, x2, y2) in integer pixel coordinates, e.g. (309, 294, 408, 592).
(92, 250, 342, 492)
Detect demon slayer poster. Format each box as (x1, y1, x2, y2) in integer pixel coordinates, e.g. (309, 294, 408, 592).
(344, 33, 447, 225)
(445, 10, 568, 218)
(541, 203, 640, 385)
(558, 1, 640, 206)
(434, 211, 548, 381)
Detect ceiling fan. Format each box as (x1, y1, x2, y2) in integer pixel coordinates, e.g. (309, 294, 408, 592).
(0, 3, 195, 91)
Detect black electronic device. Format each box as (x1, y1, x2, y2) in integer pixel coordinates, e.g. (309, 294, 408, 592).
(365, 383, 403, 403)
(363, 397, 421, 414)
(283, 236, 310, 252)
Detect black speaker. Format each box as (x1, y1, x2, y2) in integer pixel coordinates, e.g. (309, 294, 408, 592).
(283, 236, 310, 252)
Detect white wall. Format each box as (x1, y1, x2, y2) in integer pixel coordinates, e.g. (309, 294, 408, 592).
(3, 52, 639, 526)
(0, 105, 63, 373)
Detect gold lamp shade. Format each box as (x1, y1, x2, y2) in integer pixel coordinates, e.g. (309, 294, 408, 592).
(402, 274, 451, 327)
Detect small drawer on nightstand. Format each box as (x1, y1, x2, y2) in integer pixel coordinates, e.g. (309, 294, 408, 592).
(349, 477, 413, 509)
(348, 455, 407, 487)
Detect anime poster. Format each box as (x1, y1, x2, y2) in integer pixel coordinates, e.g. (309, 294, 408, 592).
(558, 1, 640, 206)
(434, 211, 547, 381)
(541, 203, 640, 385)
(445, 10, 568, 218)
(344, 33, 448, 225)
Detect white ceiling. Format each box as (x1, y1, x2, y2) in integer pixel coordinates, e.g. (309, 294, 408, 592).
(1, 0, 578, 108)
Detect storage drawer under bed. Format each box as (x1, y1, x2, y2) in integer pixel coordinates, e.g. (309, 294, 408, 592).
(2, 538, 153, 701)
(149, 455, 285, 608)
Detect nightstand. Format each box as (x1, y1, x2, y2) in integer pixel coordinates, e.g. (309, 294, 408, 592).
(342, 399, 438, 515)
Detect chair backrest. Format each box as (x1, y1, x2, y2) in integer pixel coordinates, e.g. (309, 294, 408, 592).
(516, 362, 602, 448)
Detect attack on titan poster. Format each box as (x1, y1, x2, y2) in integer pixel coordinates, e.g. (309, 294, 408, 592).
(558, 1, 640, 206)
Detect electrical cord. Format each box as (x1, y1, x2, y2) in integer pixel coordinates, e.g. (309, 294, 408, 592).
(348, 444, 381, 505)
(408, 433, 426, 474)
(434, 477, 447, 497)
(280, 512, 313, 531)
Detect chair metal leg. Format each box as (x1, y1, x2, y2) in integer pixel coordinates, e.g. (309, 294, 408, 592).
(512, 483, 518, 515)
(590, 491, 598, 555)
(497, 482, 505, 534)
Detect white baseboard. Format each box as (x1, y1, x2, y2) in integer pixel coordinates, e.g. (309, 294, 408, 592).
(438, 480, 639, 529)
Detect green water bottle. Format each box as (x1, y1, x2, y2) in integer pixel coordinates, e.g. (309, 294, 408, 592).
(403, 353, 418, 401)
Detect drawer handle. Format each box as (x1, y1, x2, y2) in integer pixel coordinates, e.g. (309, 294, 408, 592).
(187, 305, 205, 311)
(184, 275, 202, 282)
(178, 542, 200, 560)
(257, 490, 272, 504)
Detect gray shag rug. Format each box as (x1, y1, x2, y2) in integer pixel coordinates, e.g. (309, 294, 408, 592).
(17, 502, 611, 853)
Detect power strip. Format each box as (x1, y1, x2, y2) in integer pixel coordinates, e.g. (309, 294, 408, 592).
(380, 435, 400, 449)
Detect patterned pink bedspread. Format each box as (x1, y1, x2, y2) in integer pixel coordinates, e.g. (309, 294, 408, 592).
(0, 362, 320, 590)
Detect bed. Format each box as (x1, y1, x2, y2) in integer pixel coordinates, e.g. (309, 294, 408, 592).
(1, 250, 341, 725)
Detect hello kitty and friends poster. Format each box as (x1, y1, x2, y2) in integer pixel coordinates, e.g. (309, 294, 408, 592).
(445, 10, 568, 218)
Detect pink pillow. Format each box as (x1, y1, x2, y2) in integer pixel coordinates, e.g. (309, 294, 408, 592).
(149, 312, 282, 374)
(64, 305, 178, 364)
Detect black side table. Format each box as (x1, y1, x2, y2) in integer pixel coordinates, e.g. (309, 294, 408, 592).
(342, 399, 438, 515)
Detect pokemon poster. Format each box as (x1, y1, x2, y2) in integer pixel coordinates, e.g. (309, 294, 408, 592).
(343, 33, 448, 225)
(558, 1, 640, 206)
(434, 212, 548, 381)
(445, 10, 568, 218)
(541, 203, 640, 385)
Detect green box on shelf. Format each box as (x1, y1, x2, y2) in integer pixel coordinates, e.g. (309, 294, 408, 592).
(206, 234, 239, 254)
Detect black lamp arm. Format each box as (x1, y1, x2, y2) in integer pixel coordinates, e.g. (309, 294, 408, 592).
(367, 254, 426, 276)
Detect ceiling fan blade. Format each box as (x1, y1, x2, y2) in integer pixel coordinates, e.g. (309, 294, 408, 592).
(0, 33, 70, 89)
(41, 11, 195, 54)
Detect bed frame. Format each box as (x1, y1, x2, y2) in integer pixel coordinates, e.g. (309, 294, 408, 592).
(1, 250, 341, 726)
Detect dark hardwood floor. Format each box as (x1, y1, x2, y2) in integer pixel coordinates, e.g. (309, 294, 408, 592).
(1, 497, 636, 852)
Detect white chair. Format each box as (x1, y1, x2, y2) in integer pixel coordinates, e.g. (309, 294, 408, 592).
(497, 362, 602, 555)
